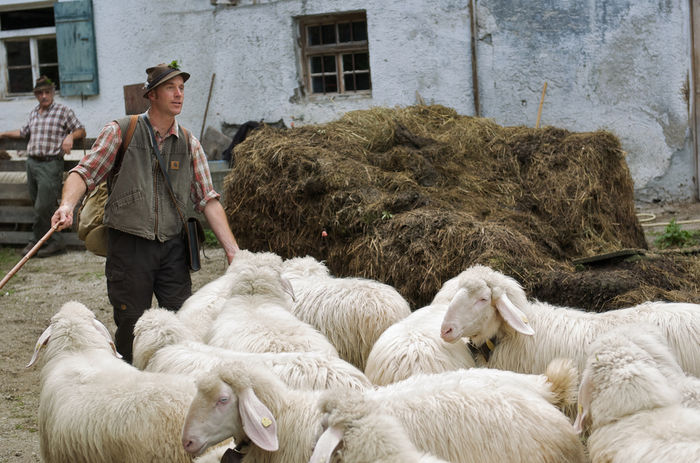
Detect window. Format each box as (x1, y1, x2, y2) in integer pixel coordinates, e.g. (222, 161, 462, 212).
(298, 12, 371, 96)
(0, 6, 59, 95)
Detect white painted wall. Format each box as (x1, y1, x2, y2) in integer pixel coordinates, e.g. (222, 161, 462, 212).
(0, 0, 694, 203)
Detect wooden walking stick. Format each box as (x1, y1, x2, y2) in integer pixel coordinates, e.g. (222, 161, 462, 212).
(0, 225, 58, 290)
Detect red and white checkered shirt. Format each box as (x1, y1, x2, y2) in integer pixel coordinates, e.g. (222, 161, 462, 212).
(70, 114, 219, 212)
(20, 102, 83, 158)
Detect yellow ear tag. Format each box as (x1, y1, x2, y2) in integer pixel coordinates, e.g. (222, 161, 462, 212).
(486, 339, 495, 350)
(521, 315, 529, 323)
(578, 404, 583, 414)
(261, 417, 272, 428)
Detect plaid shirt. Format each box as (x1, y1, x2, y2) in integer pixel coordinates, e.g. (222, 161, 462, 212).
(70, 114, 219, 212)
(20, 102, 84, 158)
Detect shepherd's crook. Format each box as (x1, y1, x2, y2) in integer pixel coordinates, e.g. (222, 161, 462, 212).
(0, 225, 58, 290)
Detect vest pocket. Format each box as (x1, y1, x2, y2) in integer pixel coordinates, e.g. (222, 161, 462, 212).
(111, 189, 145, 208)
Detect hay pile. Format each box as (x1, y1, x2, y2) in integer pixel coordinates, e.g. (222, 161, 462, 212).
(223, 105, 697, 310)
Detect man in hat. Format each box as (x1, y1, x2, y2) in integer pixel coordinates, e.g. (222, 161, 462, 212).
(51, 62, 240, 363)
(0, 76, 85, 257)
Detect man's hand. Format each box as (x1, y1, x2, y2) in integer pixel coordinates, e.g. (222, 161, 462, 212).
(61, 133, 74, 154)
(51, 204, 74, 231)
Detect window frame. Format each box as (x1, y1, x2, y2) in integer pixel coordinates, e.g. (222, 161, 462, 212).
(0, 21, 56, 98)
(297, 11, 371, 98)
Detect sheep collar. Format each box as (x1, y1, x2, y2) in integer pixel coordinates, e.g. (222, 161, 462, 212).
(467, 336, 498, 362)
(221, 440, 250, 463)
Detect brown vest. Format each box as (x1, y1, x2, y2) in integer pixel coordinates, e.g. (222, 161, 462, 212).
(104, 116, 193, 241)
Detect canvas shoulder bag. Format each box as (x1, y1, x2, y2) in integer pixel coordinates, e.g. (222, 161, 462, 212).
(78, 115, 138, 256)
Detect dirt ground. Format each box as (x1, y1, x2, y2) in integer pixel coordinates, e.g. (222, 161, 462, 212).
(0, 246, 230, 462)
(1, 201, 700, 462)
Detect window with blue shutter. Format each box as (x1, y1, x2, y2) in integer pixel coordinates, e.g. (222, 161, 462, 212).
(54, 0, 98, 96)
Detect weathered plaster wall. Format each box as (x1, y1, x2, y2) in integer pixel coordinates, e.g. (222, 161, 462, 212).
(0, 0, 694, 202)
(208, 0, 473, 127)
(476, 0, 692, 202)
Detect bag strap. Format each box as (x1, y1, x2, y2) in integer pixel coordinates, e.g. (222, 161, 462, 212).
(115, 115, 138, 174)
(143, 115, 187, 226)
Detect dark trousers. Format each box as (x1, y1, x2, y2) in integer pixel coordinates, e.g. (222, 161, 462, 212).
(26, 157, 64, 245)
(106, 228, 192, 363)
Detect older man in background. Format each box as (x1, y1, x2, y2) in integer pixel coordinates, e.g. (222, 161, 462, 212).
(0, 76, 85, 256)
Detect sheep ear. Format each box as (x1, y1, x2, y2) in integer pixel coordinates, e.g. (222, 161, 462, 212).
(573, 370, 593, 434)
(494, 293, 534, 335)
(26, 325, 53, 368)
(280, 275, 296, 302)
(238, 387, 279, 451)
(91, 319, 122, 359)
(309, 425, 344, 463)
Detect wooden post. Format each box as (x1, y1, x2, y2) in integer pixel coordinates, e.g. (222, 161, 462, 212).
(200, 73, 216, 140)
(536, 81, 548, 128)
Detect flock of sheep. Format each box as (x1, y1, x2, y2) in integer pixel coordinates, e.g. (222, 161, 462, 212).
(27, 250, 700, 462)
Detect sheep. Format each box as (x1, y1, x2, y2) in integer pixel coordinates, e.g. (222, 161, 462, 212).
(181, 358, 586, 463)
(176, 250, 289, 341)
(27, 301, 198, 463)
(574, 327, 700, 462)
(438, 264, 700, 378)
(133, 308, 371, 390)
(310, 390, 450, 463)
(364, 303, 475, 386)
(203, 261, 338, 356)
(282, 256, 411, 370)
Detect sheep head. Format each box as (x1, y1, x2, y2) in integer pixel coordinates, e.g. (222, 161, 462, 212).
(26, 301, 120, 368)
(182, 364, 279, 457)
(440, 275, 534, 346)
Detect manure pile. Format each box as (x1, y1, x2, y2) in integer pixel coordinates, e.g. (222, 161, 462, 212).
(223, 105, 700, 310)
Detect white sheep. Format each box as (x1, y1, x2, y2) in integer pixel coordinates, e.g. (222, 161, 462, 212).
(27, 301, 198, 463)
(438, 265, 700, 378)
(203, 261, 338, 356)
(310, 390, 450, 463)
(282, 256, 411, 370)
(364, 304, 475, 385)
(134, 308, 369, 390)
(181, 358, 586, 463)
(177, 250, 290, 341)
(574, 327, 700, 462)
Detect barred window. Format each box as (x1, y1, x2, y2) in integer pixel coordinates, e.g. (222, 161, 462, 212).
(298, 12, 371, 95)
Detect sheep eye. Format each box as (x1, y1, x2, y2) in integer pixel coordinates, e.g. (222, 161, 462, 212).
(218, 396, 229, 405)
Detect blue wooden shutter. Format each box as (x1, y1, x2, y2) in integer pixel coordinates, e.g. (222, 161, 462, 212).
(54, 0, 98, 96)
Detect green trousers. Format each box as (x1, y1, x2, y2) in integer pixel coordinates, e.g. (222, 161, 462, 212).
(26, 157, 64, 245)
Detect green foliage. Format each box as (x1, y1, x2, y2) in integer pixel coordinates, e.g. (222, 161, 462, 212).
(654, 219, 697, 249)
(203, 228, 219, 247)
(168, 60, 181, 70)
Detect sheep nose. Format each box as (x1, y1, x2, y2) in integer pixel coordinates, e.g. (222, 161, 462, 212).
(182, 437, 195, 452)
(440, 326, 453, 341)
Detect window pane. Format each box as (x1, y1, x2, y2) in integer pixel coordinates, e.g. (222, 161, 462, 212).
(321, 24, 335, 44)
(338, 23, 351, 42)
(6, 40, 30, 66)
(39, 65, 60, 90)
(307, 26, 321, 46)
(322, 55, 336, 72)
(0, 7, 54, 31)
(342, 54, 353, 71)
(352, 21, 367, 41)
(9, 68, 33, 93)
(344, 74, 356, 92)
(356, 72, 371, 90)
(354, 52, 369, 70)
(310, 56, 323, 74)
(38, 38, 57, 64)
(324, 75, 337, 93)
(312, 76, 324, 93)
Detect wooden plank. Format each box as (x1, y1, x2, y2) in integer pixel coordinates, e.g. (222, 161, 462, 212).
(0, 230, 83, 248)
(0, 206, 34, 224)
(0, 184, 30, 201)
(0, 159, 80, 172)
(572, 249, 646, 266)
(0, 139, 96, 152)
